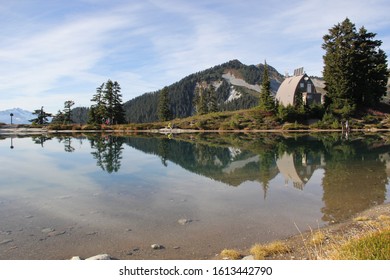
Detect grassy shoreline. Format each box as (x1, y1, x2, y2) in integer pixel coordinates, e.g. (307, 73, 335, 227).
(218, 203, 390, 260)
(1, 105, 390, 134)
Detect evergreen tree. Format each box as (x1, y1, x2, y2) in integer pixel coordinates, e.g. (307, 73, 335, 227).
(322, 18, 388, 118)
(194, 85, 209, 115)
(207, 85, 218, 113)
(103, 80, 115, 124)
(158, 86, 172, 121)
(51, 110, 65, 124)
(29, 106, 52, 125)
(113, 81, 126, 124)
(258, 61, 275, 112)
(89, 83, 106, 124)
(106, 80, 125, 124)
(353, 26, 389, 107)
(88, 80, 125, 124)
(63, 100, 75, 124)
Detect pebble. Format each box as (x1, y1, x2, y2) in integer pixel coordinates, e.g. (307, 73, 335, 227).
(0, 239, 13, 245)
(178, 218, 192, 225)
(151, 244, 164, 250)
(47, 230, 66, 237)
(41, 228, 55, 234)
(70, 254, 114, 260)
(242, 255, 255, 260)
(86, 254, 112, 260)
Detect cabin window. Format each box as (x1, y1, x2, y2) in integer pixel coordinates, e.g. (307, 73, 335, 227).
(307, 84, 312, 93)
(300, 82, 304, 88)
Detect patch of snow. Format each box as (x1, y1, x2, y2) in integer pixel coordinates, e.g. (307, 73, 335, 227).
(228, 147, 242, 159)
(226, 86, 242, 102)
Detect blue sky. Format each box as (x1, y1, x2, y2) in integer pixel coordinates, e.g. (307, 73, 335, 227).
(1, 0, 389, 113)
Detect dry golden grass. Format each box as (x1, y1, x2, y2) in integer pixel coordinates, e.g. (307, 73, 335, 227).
(250, 241, 290, 260)
(353, 216, 370, 222)
(249, 244, 268, 260)
(310, 230, 326, 246)
(220, 249, 242, 260)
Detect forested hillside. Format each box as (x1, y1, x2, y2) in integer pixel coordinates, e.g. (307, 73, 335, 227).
(123, 59, 284, 123)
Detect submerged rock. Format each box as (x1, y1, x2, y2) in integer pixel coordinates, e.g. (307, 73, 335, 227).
(0, 239, 13, 245)
(151, 244, 164, 250)
(47, 230, 66, 237)
(177, 218, 192, 225)
(41, 228, 55, 234)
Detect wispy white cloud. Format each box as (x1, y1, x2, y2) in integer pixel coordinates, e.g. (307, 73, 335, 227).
(0, 0, 389, 112)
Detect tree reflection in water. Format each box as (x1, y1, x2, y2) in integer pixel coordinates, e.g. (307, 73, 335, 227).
(22, 132, 390, 224)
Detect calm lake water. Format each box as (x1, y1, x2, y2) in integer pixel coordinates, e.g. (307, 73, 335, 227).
(0, 132, 389, 259)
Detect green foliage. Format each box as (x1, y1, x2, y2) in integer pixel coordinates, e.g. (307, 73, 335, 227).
(336, 229, 390, 260)
(158, 86, 172, 121)
(277, 105, 299, 122)
(208, 85, 218, 113)
(322, 18, 389, 117)
(194, 84, 219, 115)
(29, 107, 52, 125)
(71, 107, 89, 124)
(63, 100, 75, 124)
(88, 80, 125, 124)
(258, 61, 276, 113)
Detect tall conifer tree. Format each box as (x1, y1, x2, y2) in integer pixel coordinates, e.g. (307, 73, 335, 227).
(322, 18, 388, 118)
(259, 61, 275, 112)
(158, 86, 172, 121)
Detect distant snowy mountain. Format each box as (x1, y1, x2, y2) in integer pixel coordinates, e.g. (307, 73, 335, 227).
(0, 108, 34, 124)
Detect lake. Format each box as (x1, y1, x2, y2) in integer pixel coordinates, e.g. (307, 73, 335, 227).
(0, 132, 389, 259)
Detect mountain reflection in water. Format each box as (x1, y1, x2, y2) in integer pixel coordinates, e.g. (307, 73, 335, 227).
(5, 132, 390, 225)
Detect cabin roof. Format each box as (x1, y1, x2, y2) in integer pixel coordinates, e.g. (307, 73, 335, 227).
(276, 74, 306, 106)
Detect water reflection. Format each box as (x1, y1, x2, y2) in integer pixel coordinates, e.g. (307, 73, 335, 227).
(89, 135, 125, 173)
(123, 133, 389, 223)
(31, 135, 52, 147)
(4, 132, 390, 224)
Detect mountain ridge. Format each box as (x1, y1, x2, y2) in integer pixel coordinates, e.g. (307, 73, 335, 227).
(0, 108, 33, 124)
(123, 59, 285, 123)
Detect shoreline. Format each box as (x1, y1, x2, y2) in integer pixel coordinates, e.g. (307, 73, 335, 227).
(67, 202, 390, 260)
(217, 202, 390, 260)
(1, 126, 390, 135)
